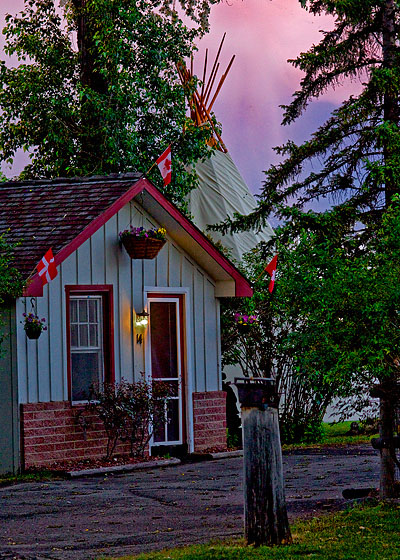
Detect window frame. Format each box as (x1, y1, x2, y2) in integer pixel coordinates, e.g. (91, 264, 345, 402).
(65, 285, 115, 403)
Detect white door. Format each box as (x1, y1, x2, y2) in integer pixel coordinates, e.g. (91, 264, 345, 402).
(147, 297, 184, 446)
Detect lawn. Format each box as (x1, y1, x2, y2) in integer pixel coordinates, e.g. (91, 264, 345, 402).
(102, 502, 400, 560)
(322, 420, 378, 445)
(281, 421, 378, 451)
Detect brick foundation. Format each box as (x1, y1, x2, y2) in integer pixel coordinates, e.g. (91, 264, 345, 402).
(21, 392, 227, 467)
(20, 401, 133, 468)
(192, 391, 227, 452)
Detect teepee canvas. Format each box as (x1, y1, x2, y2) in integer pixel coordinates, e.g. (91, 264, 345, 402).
(178, 35, 274, 262)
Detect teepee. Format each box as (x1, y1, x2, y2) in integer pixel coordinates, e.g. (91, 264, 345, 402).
(177, 35, 274, 262)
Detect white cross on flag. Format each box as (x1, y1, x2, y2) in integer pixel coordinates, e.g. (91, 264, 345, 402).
(156, 145, 172, 186)
(37, 248, 58, 286)
(265, 254, 278, 293)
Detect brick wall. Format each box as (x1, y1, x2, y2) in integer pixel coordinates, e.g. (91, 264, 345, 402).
(192, 391, 227, 452)
(20, 401, 132, 468)
(21, 393, 227, 467)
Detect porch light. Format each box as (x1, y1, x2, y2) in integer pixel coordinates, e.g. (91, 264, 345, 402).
(135, 310, 149, 344)
(135, 311, 149, 327)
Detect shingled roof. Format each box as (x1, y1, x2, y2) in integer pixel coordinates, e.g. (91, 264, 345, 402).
(0, 173, 252, 298)
(0, 173, 143, 278)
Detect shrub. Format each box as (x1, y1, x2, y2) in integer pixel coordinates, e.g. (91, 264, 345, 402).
(87, 378, 173, 460)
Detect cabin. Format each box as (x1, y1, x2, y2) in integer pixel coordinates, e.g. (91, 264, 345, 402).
(0, 173, 252, 473)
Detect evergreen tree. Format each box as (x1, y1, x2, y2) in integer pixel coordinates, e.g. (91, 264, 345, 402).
(0, 0, 216, 210)
(217, 0, 400, 497)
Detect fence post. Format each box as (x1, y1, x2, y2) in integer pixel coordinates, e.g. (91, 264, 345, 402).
(235, 377, 291, 546)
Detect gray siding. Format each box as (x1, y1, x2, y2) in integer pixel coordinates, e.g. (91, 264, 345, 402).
(16, 200, 221, 406)
(0, 302, 20, 474)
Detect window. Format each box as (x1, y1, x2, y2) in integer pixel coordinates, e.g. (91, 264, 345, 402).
(66, 286, 114, 402)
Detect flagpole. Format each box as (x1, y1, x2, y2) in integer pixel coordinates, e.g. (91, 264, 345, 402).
(255, 268, 267, 283)
(145, 160, 158, 175)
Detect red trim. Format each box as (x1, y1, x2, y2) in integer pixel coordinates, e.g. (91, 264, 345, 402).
(25, 177, 252, 297)
(140, 179, 252, 297)
(26, 179, 149, 296)
(65, 285, 115, 401)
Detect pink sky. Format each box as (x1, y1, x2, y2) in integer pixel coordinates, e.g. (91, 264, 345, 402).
(0, 0, 347, 195)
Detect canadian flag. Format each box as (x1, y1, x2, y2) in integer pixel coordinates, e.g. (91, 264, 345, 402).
(265, 254, 278, 293)
(156, 145, 172, 186)
(37, 248, 58, 286)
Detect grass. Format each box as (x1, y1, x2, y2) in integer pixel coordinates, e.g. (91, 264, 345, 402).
(282, 421, 378, 451)
(100, 502, 400, 560)
(322, 420, 377, 445)
(0, 469, 63, 487)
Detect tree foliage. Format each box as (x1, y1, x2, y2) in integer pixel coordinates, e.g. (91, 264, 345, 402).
(0, 0, 216, 209)
(0, 232, 24, 303)
(221, 245, 337, 444)
(217, 0, 400, 235)
(217, 0, 400, 494)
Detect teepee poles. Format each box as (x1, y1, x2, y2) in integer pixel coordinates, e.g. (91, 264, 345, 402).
(208, 54, 235, 114)
(177, 34, 235, 153)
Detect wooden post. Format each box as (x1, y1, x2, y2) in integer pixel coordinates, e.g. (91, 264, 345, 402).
(235, 378, 291, 546)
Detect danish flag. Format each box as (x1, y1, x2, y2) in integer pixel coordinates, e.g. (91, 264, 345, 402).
(36, 248, 58, 286)
(265, 254, 278, 293)
(156, 145, 172, 186)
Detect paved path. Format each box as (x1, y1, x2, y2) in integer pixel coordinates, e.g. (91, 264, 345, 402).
(0, 446, 379, 560)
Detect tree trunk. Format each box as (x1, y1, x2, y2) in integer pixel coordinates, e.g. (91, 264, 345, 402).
(70, 0, 109, 173)
(379, 0, 399, 498)
(379, 392, 396, 498)
(241, 406, 291, 546)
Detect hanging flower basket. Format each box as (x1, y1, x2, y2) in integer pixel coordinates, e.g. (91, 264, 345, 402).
(119, 227, 166, 260)
(235, 313, 258, 334)
(21, 313, 47, 340)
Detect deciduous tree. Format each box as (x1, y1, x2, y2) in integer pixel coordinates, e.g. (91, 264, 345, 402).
(0, 0, 216, 209)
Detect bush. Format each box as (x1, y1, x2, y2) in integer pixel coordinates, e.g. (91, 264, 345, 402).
(87, 378, 173, 460)
(280, 415, 324, 445)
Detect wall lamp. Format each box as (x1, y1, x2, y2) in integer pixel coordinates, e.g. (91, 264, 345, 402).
(135, 311, 149, 344)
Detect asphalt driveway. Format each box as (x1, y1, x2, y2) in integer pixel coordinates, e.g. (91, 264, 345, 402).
(0, 445, 379, 560)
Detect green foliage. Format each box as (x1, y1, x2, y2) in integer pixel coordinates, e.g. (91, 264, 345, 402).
(0, 0, 215, 210)
(214, 0, 400, 236)
(221, 193, 400, 440)
(271, 196, 400, 396)
(0, 232, 23, 302)
(217, 2, 400, 455)
(221, 246, 335, 445)
(226, 428, 240, 450)
(281, 416, 324, 445)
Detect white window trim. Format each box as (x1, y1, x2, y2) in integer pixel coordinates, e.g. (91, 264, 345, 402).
(69, 294, 104, 405)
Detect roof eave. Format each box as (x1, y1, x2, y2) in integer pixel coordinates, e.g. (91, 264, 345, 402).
(25, 177, 253, 298)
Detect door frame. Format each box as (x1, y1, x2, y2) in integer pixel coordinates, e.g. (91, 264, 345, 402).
(144, 287, 194, 453)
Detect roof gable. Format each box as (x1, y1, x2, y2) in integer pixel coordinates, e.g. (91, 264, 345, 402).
(0, 174, 252, 298)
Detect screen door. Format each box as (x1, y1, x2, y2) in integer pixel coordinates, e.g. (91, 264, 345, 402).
(148, 298, 184, 445)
